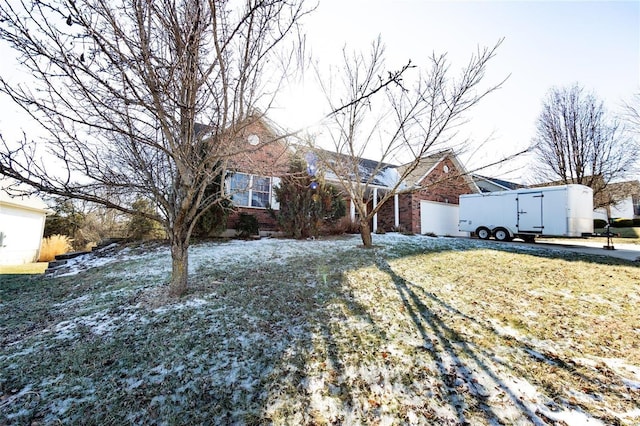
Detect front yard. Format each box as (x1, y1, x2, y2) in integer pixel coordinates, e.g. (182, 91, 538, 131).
(1, 234, 638, 425)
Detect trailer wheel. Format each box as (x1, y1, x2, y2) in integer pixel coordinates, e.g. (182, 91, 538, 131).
(476, 227, 491, 240)
(493, 228, 511, 242)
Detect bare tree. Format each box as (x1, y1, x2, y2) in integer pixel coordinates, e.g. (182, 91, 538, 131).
(312, 38, 505, 247)
(532, 84, 637, 208)
(622, 92, 640, 134)
(0, 0, 312, 296)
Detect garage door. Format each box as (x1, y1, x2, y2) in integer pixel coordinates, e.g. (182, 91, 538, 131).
(420, 201, 468, 236)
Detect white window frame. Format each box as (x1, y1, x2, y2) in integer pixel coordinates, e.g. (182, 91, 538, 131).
(227, 172, 279, 210)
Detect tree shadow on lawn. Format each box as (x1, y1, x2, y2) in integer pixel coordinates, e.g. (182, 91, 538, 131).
(376, 256, 537, 424)
(375, 255, 639, 425)
(2, 251, 391, 425)
(264, 238, 639, 424)
(255, 249, 534, 424)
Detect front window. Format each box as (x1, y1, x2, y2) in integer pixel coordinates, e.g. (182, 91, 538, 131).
(228, 172, 272, 208)
(633, 195, 640, 216)
(251, 176, 271, 208)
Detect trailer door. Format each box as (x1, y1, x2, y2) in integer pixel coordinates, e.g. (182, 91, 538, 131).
(517, 192, 544, 233)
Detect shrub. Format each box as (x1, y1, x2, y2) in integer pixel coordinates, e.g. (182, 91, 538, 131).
(236, 213, 259, 238)
(271, 156, 346, 239)
(391, 224, 414, 235)
(593, 219, 608, 229)
(192, 172, 231, 237)
(44, 199, 85, 240)
(192, 203, 230, 238)
(320, 216, 357, 235)
(633, 218, 640, 227)
(77, 209, 128, 248)
(126, 199, 165, 241)
(45, 198, 128, 250)
(611, 218, 634, 228)
(39, 234, 73, 262)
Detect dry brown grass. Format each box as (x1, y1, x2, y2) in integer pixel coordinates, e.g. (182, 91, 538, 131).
(38, 234, 73, 262)
(321, 216, 361, 235)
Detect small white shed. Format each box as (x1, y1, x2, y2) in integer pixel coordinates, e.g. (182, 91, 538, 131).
(0, 181, 50, 265)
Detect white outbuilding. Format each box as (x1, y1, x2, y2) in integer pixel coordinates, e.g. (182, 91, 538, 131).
(0, 180, 50, 265)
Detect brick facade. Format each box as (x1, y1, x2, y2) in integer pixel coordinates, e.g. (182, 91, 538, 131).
(227, 207, 279, 232)
(229, 118, 290, 177)
(371, 156, 475, 234)
(404, 156, 475, 234)
(222, 120, 474, 236)
(376, 197, 396, 231)
(225, 117, 292, 235)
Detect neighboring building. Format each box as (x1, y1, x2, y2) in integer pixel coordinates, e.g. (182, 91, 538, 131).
(593, 180, 640, 221)
(0, 180, 50, 265)
(471, 174, 524, 193)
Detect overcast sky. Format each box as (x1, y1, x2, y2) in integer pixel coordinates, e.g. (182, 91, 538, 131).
(271, 0, 640, 182)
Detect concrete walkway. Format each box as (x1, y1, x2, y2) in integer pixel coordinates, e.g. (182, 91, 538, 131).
(531, 238, 640, 262)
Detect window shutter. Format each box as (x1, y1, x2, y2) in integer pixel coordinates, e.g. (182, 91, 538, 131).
(270, 177, 281, 210)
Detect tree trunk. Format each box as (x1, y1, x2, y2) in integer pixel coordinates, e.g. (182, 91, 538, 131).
(360, 220, 373, 248)
(169, 234, 189, 297)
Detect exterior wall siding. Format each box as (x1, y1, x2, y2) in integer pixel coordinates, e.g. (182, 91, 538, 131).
(0, 203, 47, 265)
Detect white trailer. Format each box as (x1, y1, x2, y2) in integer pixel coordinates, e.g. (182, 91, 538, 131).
(458, 184, 593, 242)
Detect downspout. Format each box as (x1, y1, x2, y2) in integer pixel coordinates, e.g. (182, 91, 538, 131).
(372, 188, 378, 233)
(394, 193, 399, 228)
(35, 209, 52, 263)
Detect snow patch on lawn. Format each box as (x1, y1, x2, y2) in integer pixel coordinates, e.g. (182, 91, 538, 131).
(576, 357, 640, 390)
(5, 233, 639, 424)
(52, 308, 143, 340)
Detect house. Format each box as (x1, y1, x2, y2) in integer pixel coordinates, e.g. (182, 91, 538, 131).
(294, 147, 478, 236)
(593, 180, 640, 220)
(531, 176, 639, 221)
(0, 179, 50, 265)
(221, 117, 479, 237)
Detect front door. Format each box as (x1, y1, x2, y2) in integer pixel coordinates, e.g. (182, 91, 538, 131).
(517, 192, 544, 233)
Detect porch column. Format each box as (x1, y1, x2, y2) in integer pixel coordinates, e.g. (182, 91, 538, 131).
(372, 188, 378, 233)
(394, 193, 399, 228)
